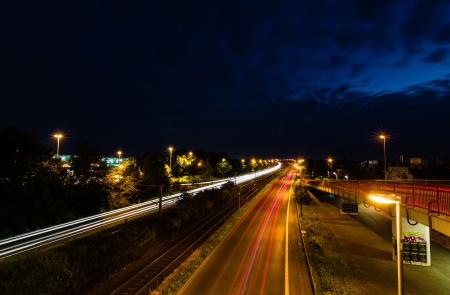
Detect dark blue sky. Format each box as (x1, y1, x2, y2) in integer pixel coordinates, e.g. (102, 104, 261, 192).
(3, 0, 450, 159)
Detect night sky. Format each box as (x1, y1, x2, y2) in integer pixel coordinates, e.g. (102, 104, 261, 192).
(3, 0, 450, 159)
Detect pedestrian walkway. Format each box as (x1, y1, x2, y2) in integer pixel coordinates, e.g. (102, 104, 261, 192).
(306, 190, 450, 295)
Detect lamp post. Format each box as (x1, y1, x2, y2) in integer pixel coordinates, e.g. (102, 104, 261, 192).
(168, 146, 174, 170)
(327, 157, 334, 180)
(53, 133, 63, 159)
(117, 150, 122, 164)
(379, 134, 388, 180)
(251, 158, 257, 181)
(369, 194, 403, 295)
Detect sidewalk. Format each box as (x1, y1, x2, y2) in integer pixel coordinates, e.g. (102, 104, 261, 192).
(305, 190, 450, 295)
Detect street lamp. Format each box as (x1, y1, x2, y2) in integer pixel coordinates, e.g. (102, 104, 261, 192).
(53, 133, 64, 159)
(379, 134, 388, 180)
(327, 157, 334, 179)
(117, 150, 123, 164)
(168, 146, 174, 170)
(369, 194, 403, 295)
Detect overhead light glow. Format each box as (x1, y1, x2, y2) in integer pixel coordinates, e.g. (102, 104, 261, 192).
(369, 194, 398, 204)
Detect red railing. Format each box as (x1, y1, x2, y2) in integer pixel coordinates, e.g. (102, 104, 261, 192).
(306, 180, 450, 216)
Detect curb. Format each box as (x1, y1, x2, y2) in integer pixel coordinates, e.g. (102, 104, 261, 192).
(295, 189, 317, 295)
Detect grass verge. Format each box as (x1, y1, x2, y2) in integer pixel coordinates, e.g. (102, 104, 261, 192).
(298, 186, 365, 295)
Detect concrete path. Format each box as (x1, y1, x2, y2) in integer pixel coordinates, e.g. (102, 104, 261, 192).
(307, 190, 450, 295)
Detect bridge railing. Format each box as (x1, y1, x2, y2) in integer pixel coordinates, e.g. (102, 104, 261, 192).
(304, 179, 450, 216)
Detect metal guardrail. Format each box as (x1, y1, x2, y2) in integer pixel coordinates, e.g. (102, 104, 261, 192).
(306, 180, 450, 216)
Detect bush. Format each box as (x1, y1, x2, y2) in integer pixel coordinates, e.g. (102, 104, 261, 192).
(0, 183, 239, 294)
(296, 185, 312, 205)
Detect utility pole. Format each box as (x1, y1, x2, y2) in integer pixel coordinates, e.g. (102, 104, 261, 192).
(379, 134, 388, 180)
(235, 173, 240, 209)
(159, 185, 163, 218)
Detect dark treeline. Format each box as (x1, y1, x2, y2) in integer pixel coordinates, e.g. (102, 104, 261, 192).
(0, 127, 273, 238)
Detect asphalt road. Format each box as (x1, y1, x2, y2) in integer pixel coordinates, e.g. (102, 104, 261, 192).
(179, 168, 312, 295)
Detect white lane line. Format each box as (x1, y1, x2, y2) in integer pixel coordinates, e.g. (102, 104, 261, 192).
(285, 173, 293, 295)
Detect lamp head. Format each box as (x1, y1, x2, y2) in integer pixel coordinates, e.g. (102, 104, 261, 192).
(369, 194, 399, 204)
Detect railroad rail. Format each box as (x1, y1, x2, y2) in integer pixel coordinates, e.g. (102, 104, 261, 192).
(110, 171, 281, 295)
(306, 179, 450, 216)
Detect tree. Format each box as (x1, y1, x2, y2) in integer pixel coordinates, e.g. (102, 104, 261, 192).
(215, 158, 232, 177)
(105, 158, 142, 209)
(0, 126, 49, 182)
(67, 142, 109, 216)
(173, 152, 196, 176)
(141, 152, 169, 184)
(70, 141, 107, 184)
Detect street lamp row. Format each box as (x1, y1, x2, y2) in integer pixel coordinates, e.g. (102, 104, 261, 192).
(325, 132, 389, 180)
(52, 131, 123, 164)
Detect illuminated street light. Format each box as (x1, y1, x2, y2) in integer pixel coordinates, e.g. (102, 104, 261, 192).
(379, 134, 388, 180)
(197, 161, 202, 168)
(332, 172, 338, 180)
(168, 146, 174, 170)
(188, 151, 193, 157)
(327, 157, 334, 179)
(117, 150, 123, 164)
(369, 194, 403, 295)
(53, 133, 64, 159)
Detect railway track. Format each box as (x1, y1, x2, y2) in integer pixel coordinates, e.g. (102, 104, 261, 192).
(0, 164, 281, 259)
(109, 171, 280, 295)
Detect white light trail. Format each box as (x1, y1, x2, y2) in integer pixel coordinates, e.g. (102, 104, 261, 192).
(0, 163, 281, 259)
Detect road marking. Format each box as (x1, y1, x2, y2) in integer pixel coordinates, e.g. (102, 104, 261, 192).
(285, 173, 293, 295)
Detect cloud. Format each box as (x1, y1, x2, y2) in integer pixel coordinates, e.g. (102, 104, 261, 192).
(353, 0, 395, 20)
(433, 23, 450, 44)
(329, 55, 347, 68)
(401, 0, 450, 52)
(349, 63, 366, 77)
(392, 56, 410, 68)
(424, 48, 448, 63)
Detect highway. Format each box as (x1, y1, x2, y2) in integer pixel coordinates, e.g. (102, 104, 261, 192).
(0, 164, 281, 259)
(179, 167, 312, 295)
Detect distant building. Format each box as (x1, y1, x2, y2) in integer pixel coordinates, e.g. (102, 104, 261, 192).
(409, 157, 428, 169)
(102, 157, 127, 167)
(58, 155, 125, 167)
(58, 155, 71, 162)
(360, 160, 379, 169)
(388, 166, 413, 180)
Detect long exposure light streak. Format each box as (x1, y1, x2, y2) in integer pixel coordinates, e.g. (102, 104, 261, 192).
(0, 164, 281, 259)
